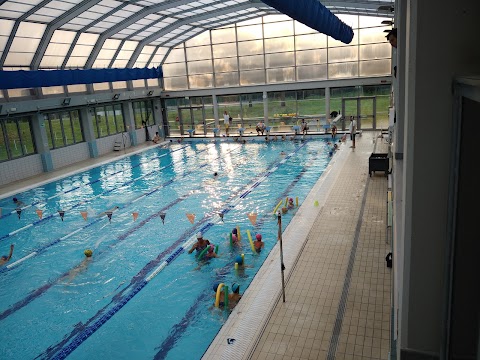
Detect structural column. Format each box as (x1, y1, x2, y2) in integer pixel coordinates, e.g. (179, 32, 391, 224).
(263, 91, 268, 126)
(79, 108, 98, 158)
(212, 94, 219, 128)
(32, 113, 53, 172)
(325, 87, 330, 122)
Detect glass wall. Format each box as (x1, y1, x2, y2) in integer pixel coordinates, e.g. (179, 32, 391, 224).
(163, 14, 391, 90)
(91, 104, 124, 138)
(0, 116, 35, 161)
(132, 100, 154, 129)
(44, 110, 84, 149)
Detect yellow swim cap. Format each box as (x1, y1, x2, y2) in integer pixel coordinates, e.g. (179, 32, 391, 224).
(84, 249, 93, 257)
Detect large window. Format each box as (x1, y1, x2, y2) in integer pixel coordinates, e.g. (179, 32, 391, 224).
(44, 110, 84, 149)
(91, 104, 124, 138)
(163, 14, 392, 90)
(0, 116, 35, 161)
(132, 100, 154, 129)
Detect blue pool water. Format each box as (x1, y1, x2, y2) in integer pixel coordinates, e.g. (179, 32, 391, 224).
(0, 138, 333, 360)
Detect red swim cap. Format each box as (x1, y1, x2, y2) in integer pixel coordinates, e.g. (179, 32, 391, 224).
(256, 234, 262, 240)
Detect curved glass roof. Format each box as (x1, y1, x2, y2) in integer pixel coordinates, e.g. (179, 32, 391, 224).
(0, 0, 393, 71)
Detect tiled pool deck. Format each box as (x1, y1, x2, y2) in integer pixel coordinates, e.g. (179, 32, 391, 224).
(0, 131, 391, 360)
(204, 131, 391, 360)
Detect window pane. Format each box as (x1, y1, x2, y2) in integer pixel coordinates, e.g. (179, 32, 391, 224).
(295, 33, 327, 50)
(359, 43, 391, 60)
(240, 70, 265, 85)
(296, 49, 327, 65)
(212, 43, 237, 58)
(239, 55, 264, 71)
(211, 27, 236, 44)
(0, 124, 7, 161)
(50, 114, 65, 148)
(164, 77, 188, 90)
(266, 67, 295, 83)
(5, 120, 22, 158)
(297, 89, 326, 119)
(95, 107, 108, 137)
(93, 82, 110, 91)
(61, 112, 74, 146)
(91, 111, 99, 139)
(18, 117, 34, 155)
(72, 110, 83, 142)
(105, 105, 117, 135)
(44, 118, 54, 149)
(328, 62, 358, 79)
(359, 26, 391, 44)
(263, 21, 294, 38)
(264, 37, 294, 53)
(329, 32, 358, 47)
(189, 74, 213, 89)
(133, 102, 143, 129)
(186, 45, 211, 61)
(328, 46, 358, 63)
(188, 60, 212, 75)
(359, 59, 391, 76)
(114, 105, 124, 133)
(163, 62, 186, 76)
(238, 40, 263, 56)
(215, 72, 239, 87)
(237, 25, 263, 41)
(214, 57, 238, 72)
(164, 47, 185, 63)
(185, 30, 210, 46)
(296, 64, 327, 81)
(265, 52, 294, 68)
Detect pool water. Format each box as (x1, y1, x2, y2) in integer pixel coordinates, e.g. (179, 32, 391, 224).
(0, 138, 334, 360)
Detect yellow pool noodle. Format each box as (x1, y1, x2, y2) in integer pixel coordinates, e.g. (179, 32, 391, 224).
(236, 225, 241, 241)
(247, 229, 256, 253)
(215, 283, 225, 308)
(284, 196, 289, 206)
(296, 196, 298, 207)
(273, 200, 283, 215)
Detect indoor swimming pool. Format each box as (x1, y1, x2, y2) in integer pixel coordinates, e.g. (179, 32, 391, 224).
(0, 138, 335, 360)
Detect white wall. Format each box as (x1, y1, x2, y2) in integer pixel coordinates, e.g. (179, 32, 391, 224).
(51, 143, 89, 169)
(397, 0, 480, 357)
(0, 154, 43, 186)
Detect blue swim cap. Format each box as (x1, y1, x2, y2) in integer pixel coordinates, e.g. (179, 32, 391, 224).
(232, 283, 240, 294)
(213, 283, 220, 292)
(235, 255, 243, 265)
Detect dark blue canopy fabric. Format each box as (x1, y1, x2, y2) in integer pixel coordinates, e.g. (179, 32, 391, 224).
(260, 0, 354, 44)
(0, 67, 163, 90)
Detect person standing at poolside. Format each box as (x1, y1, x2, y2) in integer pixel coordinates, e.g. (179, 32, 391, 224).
(349, 116, 357, 149)
(223, 111, 230, 137)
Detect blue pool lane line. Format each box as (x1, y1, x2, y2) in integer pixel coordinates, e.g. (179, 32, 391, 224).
(0, 144, 211, 242)
(0, 145, 189, 220)
(46, 143, 309, 360)
(0, 145, 243, 273)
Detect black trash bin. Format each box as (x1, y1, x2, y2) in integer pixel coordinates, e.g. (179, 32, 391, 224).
(369, 153, 389, 177)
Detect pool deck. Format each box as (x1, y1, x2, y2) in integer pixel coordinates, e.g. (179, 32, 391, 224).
(0, 131, 392, 360)
(203, 130, 392, 360)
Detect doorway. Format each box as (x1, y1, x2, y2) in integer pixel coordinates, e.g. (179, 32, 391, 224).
(178, 106, 205, 136)
(341, 96, 377, 131)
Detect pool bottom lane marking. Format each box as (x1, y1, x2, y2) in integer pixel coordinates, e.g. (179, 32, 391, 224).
(46, 143, 310, 360)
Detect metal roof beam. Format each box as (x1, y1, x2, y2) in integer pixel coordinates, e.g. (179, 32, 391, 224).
(84, 0, 193, 69)
(30, 0, 102, 69)
(127, 2, 270, 68)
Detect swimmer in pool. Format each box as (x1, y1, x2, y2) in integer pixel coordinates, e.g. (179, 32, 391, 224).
(212, 282, 242, 310)
(253, 234, 264, 253)
(0, 244, 14, 266)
